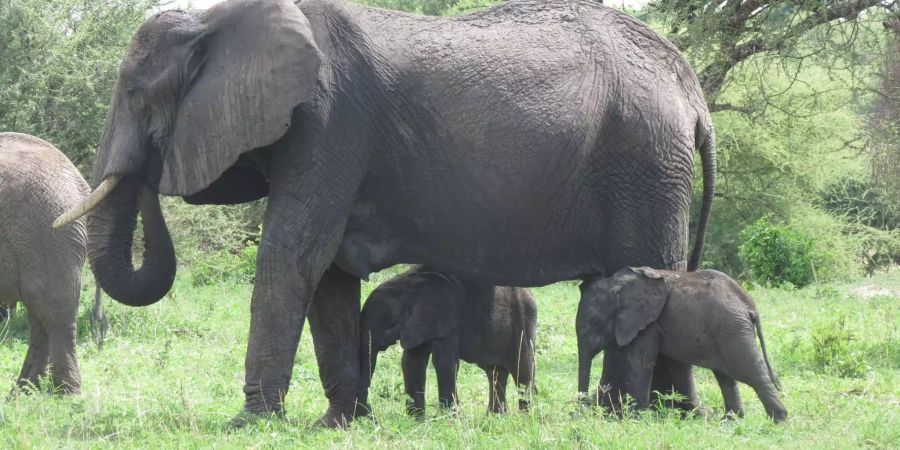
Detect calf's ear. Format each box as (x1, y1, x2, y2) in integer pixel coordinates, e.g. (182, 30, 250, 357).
(399, 280, 463, 350)
(612, 267, 668, 346)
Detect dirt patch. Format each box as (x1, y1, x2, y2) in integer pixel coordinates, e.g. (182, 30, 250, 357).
(852, 284, 900, 299)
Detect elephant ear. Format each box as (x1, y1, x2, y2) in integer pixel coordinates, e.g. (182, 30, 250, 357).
(160, 0, 322, 196)
(612, 267, 668, 347)
(399, 274, 463, 350)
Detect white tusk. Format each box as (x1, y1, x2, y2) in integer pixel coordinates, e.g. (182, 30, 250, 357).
(53, 176, 122, 229)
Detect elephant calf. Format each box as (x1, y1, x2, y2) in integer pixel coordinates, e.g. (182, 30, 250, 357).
(577, 267, 787, 423)
(0, 133, 108, 393)
(359, 266, 537, 416)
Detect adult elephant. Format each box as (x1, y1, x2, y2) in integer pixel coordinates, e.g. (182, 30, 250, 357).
(57, 0, 716, 426)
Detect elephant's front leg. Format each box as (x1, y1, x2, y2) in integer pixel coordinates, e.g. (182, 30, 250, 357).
(307, 265, 362, 426)
(622, 332, 660, 411)
(238, 191, 352, 425)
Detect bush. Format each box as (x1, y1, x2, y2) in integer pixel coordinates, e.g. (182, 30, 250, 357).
(190, 242, 258, 287)
(810, 315, 867, 378)
(818, 178, 899, 231)
(738, 215, 822, 287)
(0, 0, 162, 173)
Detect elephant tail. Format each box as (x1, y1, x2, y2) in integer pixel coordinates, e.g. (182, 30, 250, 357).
(687, 119, 717, 271)
(752, 311, 782, 391)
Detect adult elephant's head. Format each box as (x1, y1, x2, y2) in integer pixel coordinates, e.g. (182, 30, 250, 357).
(55, 0, 322, 306)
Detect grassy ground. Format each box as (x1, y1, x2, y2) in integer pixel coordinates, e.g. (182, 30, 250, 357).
(0, 268, 897, 448)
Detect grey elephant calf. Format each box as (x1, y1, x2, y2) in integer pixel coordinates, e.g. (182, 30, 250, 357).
(0, 132, 107, 393)
(358, 266, 537, 415)
(577, 267, 787, 423)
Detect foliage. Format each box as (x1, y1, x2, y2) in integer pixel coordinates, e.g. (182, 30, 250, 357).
(190, 242, 258, 287)
(810, 314, 867, 378)
(159, 198, 265, 281)
(352, 0, 500, 15)
(0, 0, 162, 172)
(869, 16, 900, 203)
(819, 178, 899, 231)
(645, 0, 897, 109)
(738, 215, 822, 287)
(442, 0, 501, 16)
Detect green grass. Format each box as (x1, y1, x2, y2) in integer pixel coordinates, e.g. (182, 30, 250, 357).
(0, 269, 897, 448)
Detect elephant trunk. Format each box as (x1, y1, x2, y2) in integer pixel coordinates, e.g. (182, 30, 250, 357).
(87, 177, 176, 307)
(356, 320, 375, 407)
(577, 341, 594, 397)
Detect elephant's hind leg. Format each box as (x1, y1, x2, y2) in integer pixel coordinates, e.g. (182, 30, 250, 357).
(713, 370, 744, 419)
(46, 318, 81, 394)
(721, 337, 788, 423)
(31, 289, 81, 394)
(512, 338, 536, 411)
(16, 313, 50, 393)
(754, 384, 787, 423)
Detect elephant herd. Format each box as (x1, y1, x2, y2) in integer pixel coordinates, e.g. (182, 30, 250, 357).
(1, 0, 789, 429)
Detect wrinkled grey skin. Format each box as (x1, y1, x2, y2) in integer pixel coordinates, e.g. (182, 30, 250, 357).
(577, 267, 788, 423)
(81, 0, 716, 426)
(359, 266, 537, 416)
(0, 132, 108, 393)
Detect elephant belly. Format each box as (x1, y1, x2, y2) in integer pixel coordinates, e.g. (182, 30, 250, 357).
(338, 201, 610, 286)
(656, 305, 724, 372)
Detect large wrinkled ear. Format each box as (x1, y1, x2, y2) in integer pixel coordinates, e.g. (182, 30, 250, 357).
(399, 276, 463, 350)
(612, 268, 668, 346)
(161, 0, 321, 195)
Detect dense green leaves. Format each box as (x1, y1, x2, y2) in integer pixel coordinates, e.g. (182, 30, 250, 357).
(739, 215, 821, 287)
(0, 0, 161, 172)
(354, 0, 500, 15)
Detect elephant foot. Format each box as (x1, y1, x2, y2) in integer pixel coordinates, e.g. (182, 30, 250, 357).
(314, 402, 367, 429)
(684, 404, 714, 420)
(437, 401, 460, 418)
(226, 409, 284, 430)
(406, 399, 425, 419)
(576, 391, 599, 407)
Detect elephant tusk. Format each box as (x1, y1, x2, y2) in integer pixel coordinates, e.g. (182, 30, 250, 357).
(53, 176, 122, 229)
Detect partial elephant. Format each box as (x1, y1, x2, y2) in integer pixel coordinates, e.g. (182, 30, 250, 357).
(56, 0, 716, 426)
(359, 266, 537, 416)
(0, 132, 108, 393)
(576, 267, 788, 423)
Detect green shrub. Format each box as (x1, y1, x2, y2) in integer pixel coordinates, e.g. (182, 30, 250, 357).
(810, 315, 867, 378)
(738, 215, 822, 287)
(818, 178, 899, 231)
(190, 242, 258, 287)
(0, 0, 163, 173)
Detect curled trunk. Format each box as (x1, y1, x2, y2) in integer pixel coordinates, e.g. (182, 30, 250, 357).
(87, 178, 176, 306)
